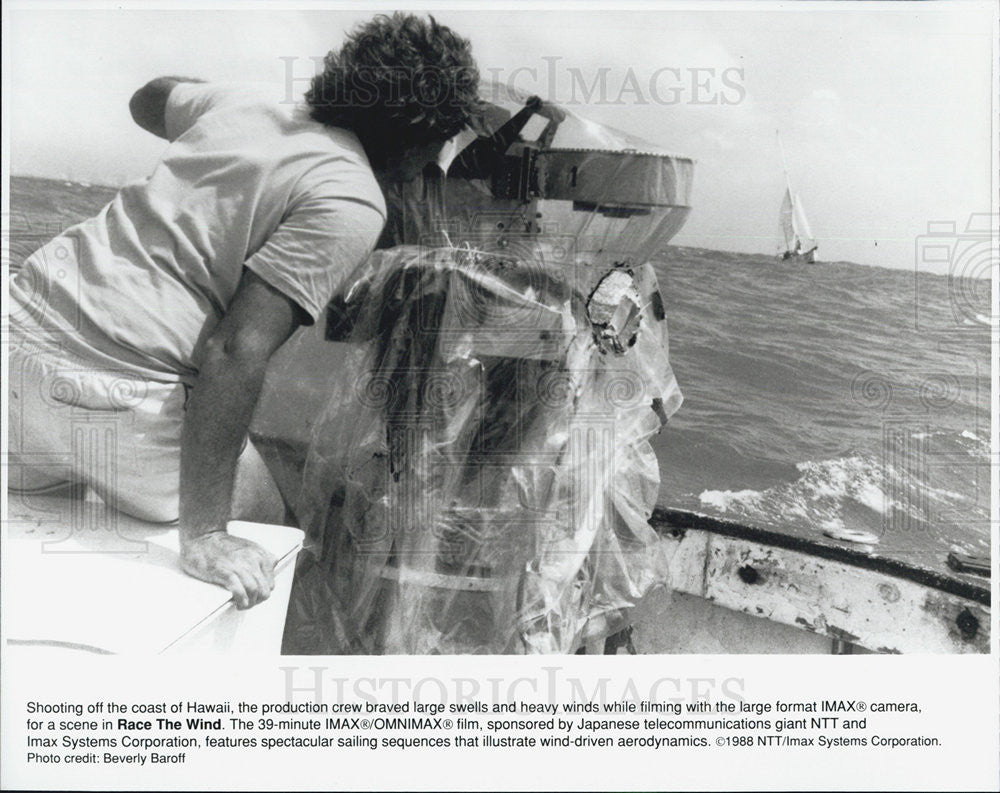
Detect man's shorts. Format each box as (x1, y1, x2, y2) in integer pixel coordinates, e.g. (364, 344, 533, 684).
(7, 335, 187, 523)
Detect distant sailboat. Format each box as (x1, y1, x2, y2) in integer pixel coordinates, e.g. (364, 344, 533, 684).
(777, 132, 819, 264)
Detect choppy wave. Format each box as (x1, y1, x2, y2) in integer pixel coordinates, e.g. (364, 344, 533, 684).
(698, 454, 895, 528)
(652, 246, 992, 566)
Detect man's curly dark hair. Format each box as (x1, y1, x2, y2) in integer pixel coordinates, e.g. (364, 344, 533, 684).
(306, 13, 482, 169)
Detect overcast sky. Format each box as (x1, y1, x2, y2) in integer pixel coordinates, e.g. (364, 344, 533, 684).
(4, 2, 995, 271)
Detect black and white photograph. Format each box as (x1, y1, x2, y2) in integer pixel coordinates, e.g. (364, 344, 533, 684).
(2, 1, 997, 790)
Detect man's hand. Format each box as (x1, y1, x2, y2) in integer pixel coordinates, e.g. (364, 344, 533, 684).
(181, 532, 278, 609)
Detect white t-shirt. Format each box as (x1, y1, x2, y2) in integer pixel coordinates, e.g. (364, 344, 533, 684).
(11, 82, 387, 383)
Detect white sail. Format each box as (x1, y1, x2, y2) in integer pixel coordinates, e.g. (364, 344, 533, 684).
(791, 192, 816, 252)
(779, 187, 816, 253)
(780, 187, 796, 250)
(777, 131, 819, 261)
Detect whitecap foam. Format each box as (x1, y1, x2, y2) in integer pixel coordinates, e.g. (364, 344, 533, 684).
(698, 488, 762, 512)
(854, 479, 890, 514)
(925, 486, 966, 503)
(795, 456, 896, 514)
(697, 454, 903, 528)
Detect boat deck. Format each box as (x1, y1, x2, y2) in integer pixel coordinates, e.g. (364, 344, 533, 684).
(4, 491, 303, 655)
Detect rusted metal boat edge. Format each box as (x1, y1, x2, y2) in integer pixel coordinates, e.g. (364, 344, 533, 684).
(651, 507, 990, 605)
(650, 507, 991, 654)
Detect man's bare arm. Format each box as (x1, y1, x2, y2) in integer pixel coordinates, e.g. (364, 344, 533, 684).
(179, 268, 305, 608)
(129, 76, 204, 139)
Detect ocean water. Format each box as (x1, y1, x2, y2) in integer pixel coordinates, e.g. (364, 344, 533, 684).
(8, 176, 993, 577)
(652, 247, 992, 571)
